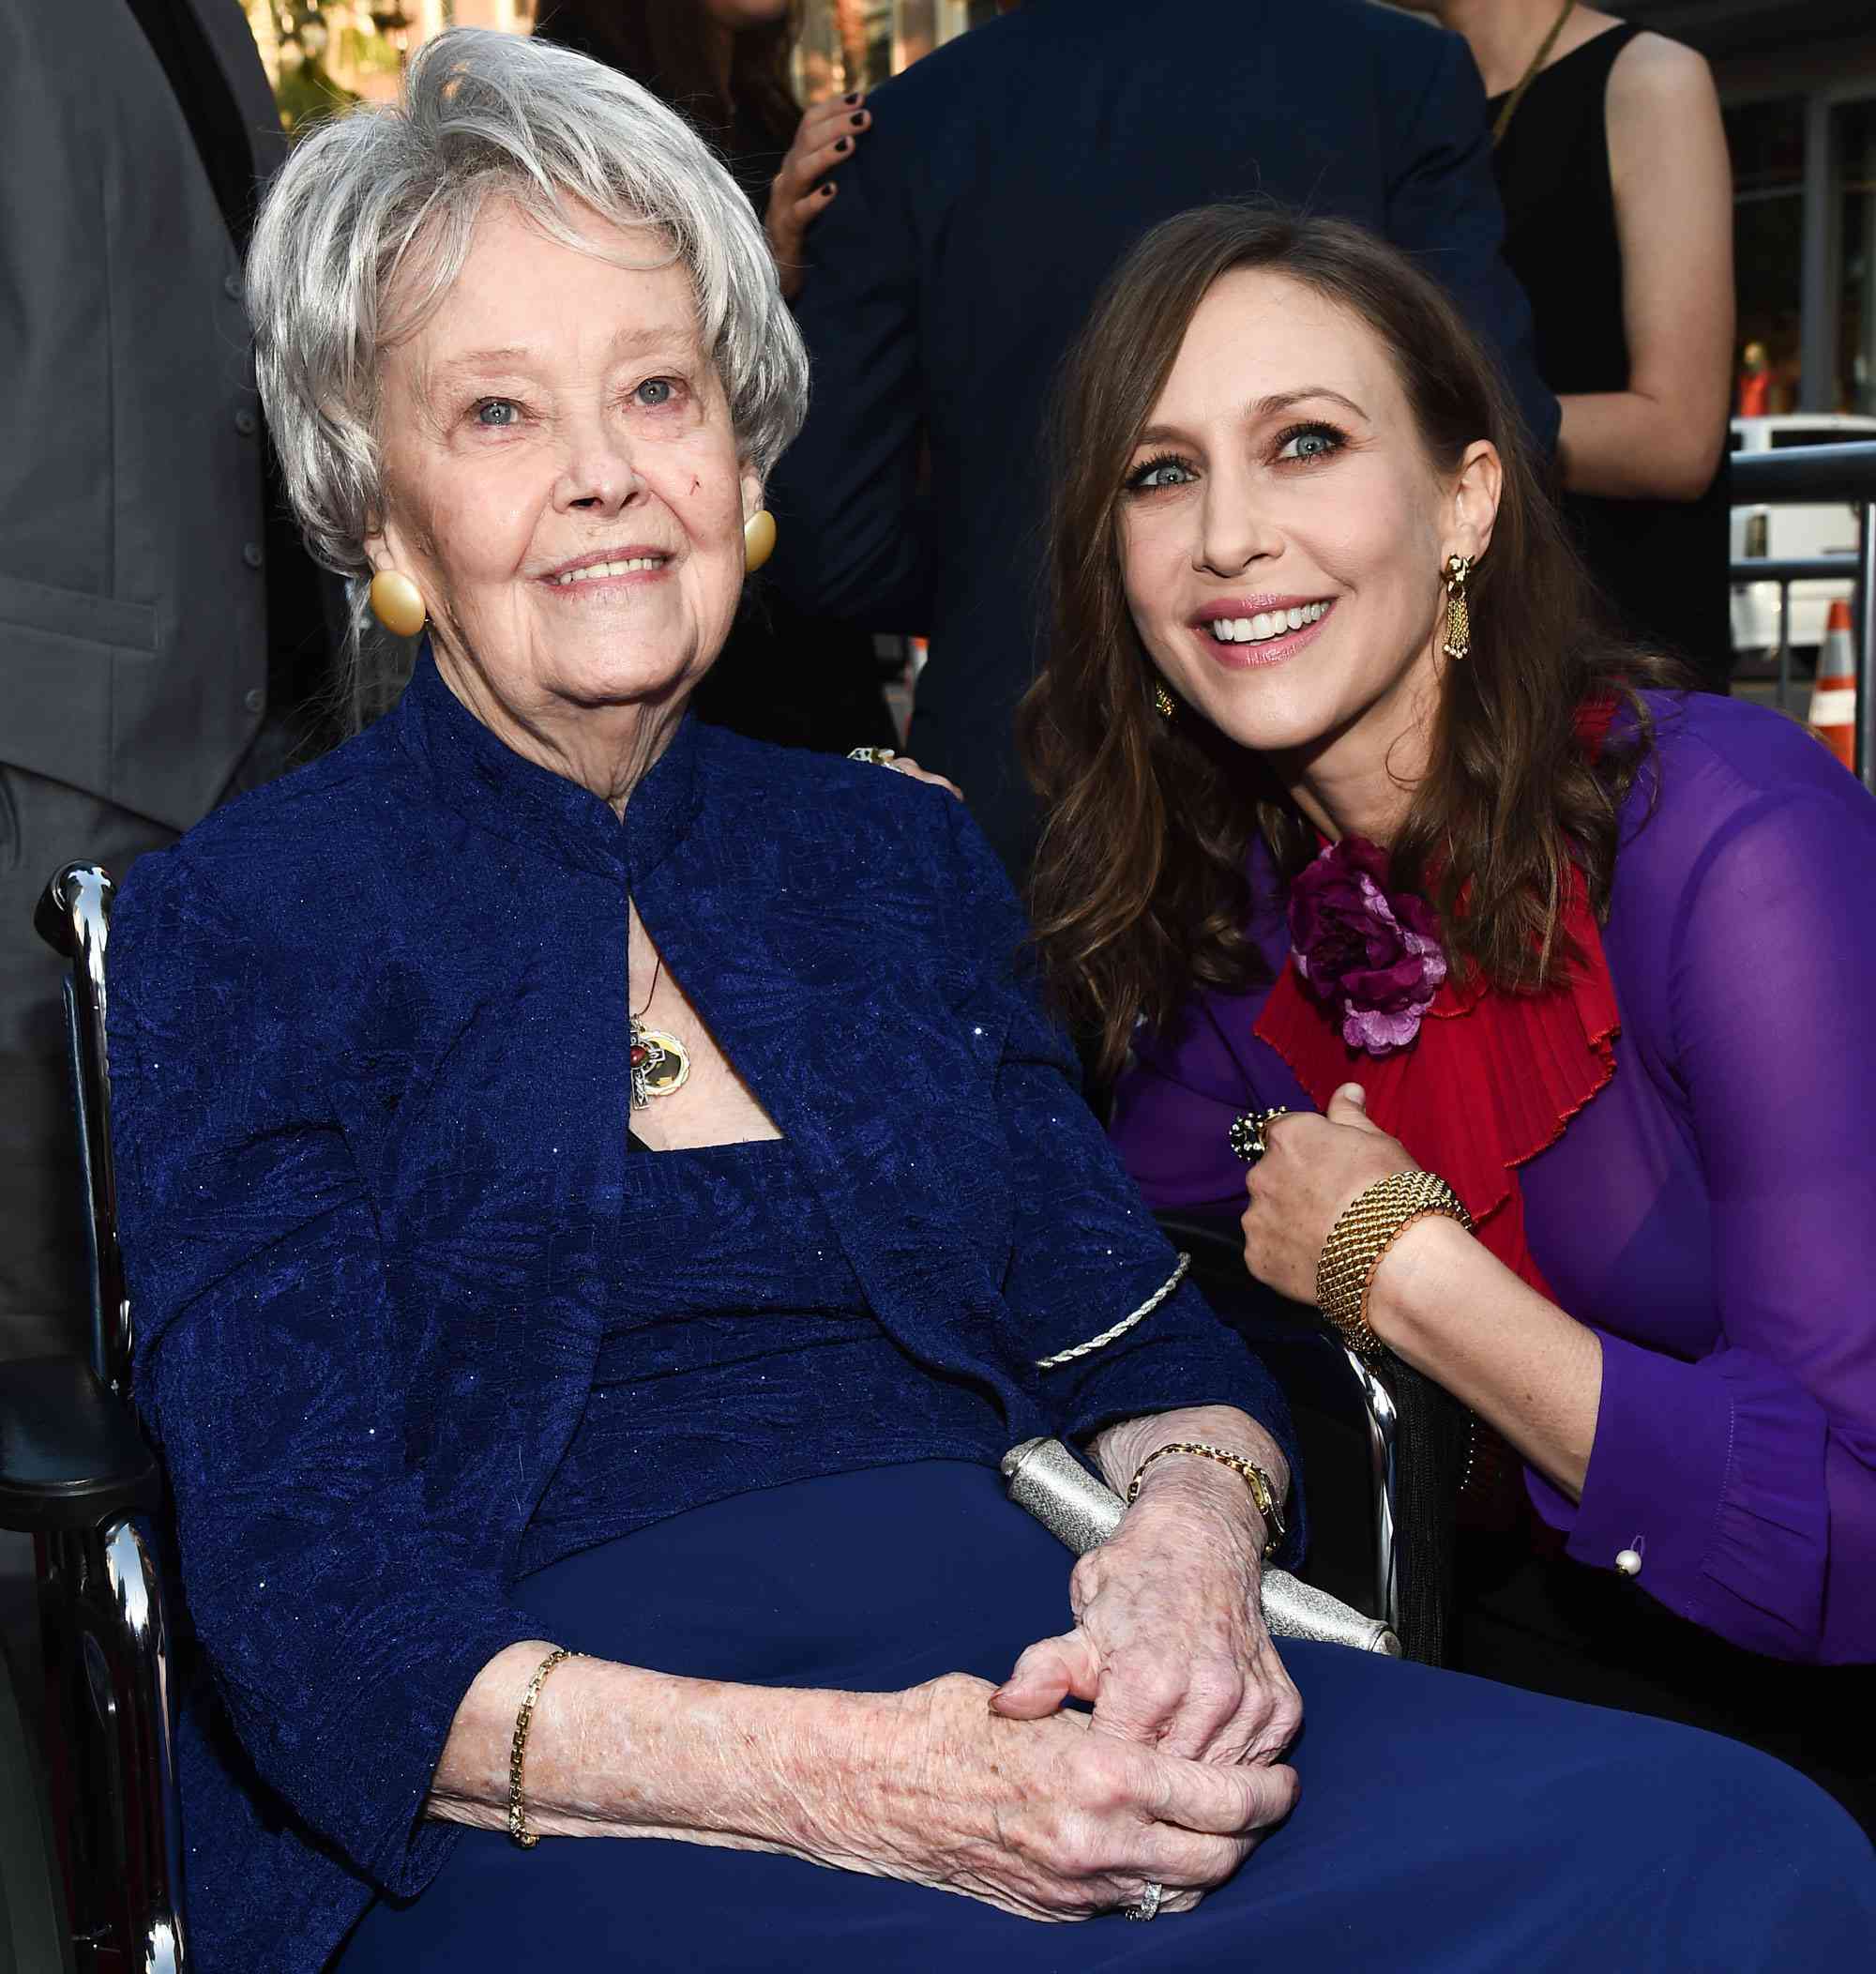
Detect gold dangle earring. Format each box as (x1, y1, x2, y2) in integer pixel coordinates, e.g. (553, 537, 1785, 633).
(1442, 554, 1473, 663)
(1153, 680, 1176, 720)
(369, 569, 428, 639)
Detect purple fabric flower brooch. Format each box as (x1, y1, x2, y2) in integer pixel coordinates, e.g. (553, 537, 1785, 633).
(1289, 836, 1447, 1055)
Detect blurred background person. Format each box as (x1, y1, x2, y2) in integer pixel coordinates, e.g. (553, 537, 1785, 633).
(535, 0, 898, 753)
(1434, 2, 1735, 687)
(765, 0, 1558, 880)
(1737, 338, 1773, 418)
(0, 0, 338, 1365)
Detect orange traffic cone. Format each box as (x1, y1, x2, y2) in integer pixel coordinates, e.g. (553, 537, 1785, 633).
(1810, 599, 1857, 772)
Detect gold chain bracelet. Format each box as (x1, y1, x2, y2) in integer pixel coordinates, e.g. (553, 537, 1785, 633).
(1314, 1168, 1475, 1359)
(1125, 1440, 1287, 1558)
(507, 1646, 580, 1848)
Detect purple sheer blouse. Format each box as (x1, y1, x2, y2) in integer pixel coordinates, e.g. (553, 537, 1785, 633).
(1110, 693, 1876, 1664)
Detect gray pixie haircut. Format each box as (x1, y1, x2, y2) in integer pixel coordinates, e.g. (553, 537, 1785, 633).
(249, 27, 809, 713)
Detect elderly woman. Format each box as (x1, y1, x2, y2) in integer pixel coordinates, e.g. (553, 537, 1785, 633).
(110, 33, 1873, 1974)
(1021, 205, 1876, 1826)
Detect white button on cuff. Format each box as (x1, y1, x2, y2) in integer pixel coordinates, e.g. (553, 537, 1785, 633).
(1615, 1548, 1642, 1577)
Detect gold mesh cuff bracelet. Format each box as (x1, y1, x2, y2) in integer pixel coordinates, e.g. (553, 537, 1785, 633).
(1314, 1168, 1475, 1359)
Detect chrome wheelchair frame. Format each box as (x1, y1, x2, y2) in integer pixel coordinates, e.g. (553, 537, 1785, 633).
(0, 865, 185, 1972)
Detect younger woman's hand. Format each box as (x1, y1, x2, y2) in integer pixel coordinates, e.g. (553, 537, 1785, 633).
(1240, 1086, 1414, 1304)
(765, 92, 870, 300)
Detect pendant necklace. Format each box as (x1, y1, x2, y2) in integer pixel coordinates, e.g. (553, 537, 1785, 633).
(629, 945, 692, 1107)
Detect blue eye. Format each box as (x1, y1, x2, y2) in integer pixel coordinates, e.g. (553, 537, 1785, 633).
(1128, 453, 1196, 491)
(635, 378, 675, 408)
(1277, 424, 1343, 463)
(475, 399, 519, 427)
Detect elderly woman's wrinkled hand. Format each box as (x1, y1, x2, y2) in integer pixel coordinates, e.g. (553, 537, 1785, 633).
(765, 92, 870, 300)
(862, 1670, 1294, 1920)
(989, 1465, 1302, 1773)
(1240, 1086, 1415, 1306)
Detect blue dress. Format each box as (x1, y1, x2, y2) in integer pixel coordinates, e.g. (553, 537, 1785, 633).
(338, 1143, 1876, 1970)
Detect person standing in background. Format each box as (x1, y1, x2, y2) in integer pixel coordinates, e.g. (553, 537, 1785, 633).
(1435, 2, 1735, 686)
(534, 0, 898, 755)
(764, 0, 1559, 879)
(0, 0, 339, 1365)
(1737, 340, 1773, 418)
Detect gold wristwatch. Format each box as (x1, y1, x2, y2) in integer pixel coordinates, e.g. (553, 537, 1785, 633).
(1125, 1440, 1288, 1558)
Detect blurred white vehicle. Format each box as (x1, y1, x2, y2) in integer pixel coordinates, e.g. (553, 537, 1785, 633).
(1731, 414, 1876, 659)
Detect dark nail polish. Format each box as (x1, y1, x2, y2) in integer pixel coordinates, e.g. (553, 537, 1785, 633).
(835, 136, 851, 152)
(819, 182, 834, 197)
(843, 91, 861, 105)
(850, 112, 866, 127)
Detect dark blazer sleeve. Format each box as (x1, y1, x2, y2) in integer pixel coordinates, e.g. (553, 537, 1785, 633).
(933, 794, 1302, 1553)
(112, 849, 543, 1897)
(1382, 28, 1559, 457)
(765, 126, 933, 629)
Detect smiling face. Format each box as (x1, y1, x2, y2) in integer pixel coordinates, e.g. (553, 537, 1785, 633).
(1118, 267, 1498, 814)
(368, 196, 758, 799)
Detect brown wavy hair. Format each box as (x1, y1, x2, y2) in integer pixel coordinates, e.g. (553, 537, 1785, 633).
(1020, 205, 1681, 1085)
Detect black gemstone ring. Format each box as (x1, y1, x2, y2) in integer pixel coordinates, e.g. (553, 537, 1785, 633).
(1229, 1106, 1290, 1163)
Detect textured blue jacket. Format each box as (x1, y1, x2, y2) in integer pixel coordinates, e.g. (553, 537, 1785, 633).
(109, 653, 1294, 1973)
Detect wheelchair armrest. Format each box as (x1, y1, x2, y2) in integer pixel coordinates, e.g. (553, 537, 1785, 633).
(0, 1356, 159, 1533)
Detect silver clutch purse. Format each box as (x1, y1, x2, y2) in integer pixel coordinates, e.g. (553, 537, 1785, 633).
(1002, 1436, 1400, 1656)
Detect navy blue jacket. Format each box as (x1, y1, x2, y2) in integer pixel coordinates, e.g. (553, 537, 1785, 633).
(769, 0, 1556, 873)
(110, 654, 1294, 1972)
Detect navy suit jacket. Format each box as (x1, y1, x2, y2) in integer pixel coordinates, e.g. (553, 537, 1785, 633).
(110, 654, 1294, 1973)
(768, 0, 1556, 873)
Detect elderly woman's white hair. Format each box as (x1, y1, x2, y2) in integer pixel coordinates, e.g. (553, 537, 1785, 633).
(249, 26, 810, 721)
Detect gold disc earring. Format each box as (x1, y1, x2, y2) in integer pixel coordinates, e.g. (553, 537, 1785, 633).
(1153, 680, 1176, 720)
(369, 569, 428, 639)
(1442, 553, 1473, 663)
(743, 509, 777, 574)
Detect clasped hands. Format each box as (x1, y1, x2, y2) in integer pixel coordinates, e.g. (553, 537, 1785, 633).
(896, 1445, 1300, 1921)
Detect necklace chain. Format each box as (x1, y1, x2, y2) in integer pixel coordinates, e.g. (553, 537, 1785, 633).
(631, 948, 663, 1021)
(1491, 0, 1577, 148)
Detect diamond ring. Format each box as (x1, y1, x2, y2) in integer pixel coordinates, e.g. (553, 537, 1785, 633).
(1124, 1879, 1164, 1922)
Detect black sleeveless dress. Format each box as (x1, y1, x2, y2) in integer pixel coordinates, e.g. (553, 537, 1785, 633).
(1489, 24, 1732, 686)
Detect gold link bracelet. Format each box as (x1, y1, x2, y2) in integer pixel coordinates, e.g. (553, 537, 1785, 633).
(1315, 1168, 1475, 1358)
(1125, 1440, 1287, 1558)
(507, 1646, 580, 1848)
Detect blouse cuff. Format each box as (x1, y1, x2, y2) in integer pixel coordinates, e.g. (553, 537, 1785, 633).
(1530, 1332, 1830, 1659)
